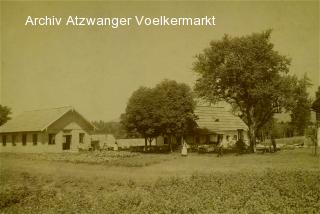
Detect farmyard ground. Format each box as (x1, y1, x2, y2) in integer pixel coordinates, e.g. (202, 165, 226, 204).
(1, 148, 319, 213)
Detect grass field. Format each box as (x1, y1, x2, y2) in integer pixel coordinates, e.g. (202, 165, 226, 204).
(0, 148, 319, 213)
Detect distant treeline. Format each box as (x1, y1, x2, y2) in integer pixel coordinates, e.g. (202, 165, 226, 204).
(91, 120, 139, 139)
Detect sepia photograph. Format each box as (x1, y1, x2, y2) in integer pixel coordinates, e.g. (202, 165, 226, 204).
(0, 1, 319, 213)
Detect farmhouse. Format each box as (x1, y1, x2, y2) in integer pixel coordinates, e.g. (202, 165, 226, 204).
(120, 105, 249, 148)
(183, 105, 248, 145)
(0, 106, 95, 153)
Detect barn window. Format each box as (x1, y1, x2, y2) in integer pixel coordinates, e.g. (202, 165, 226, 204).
(2, 135, 6, 146)
(12, 135, 16, 146)
(22, 134, 27, 146)
(48, 134, 56, 145)
(32, 134, 38, 145)
(79, 133, 84, 144)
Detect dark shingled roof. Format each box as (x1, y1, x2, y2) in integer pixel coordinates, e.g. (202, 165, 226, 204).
(195, 106, 247, 132)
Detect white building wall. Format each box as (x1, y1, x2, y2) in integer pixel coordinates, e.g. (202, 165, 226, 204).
(0, 132, 52, 153)
(0, 123, 92, 153)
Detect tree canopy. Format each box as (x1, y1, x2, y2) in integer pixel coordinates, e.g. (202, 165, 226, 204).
(121, 87, 159, 145)
(121, 80, 197, 150)
(0, 105, 11, 126)
(193, 30, 299, 151)
(312, 87, 320, 112)
(154, 80, 197, 138)
(290, 75, 312, 135)
(316, 86, 320, 100)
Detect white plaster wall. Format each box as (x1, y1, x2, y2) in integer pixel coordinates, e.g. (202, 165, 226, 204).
(0, 132, 57, 153)
(0, 121, 92, 153)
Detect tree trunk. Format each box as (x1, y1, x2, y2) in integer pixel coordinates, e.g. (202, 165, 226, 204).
(316, 126, 319, 156)
(148, 138, 153, 148)
(169, 136, 173, 152)
(248, 123, 257, 153)
(144, 138, 147, 152)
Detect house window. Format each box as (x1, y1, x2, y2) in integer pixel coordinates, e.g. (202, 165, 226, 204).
(217, 134, 223, 144)
(237, 129, 244, 140)
(206, 135, 210, 144)
(48, 134, 56, 145)
(22, 134, 27, 146)
(79, 133, 85, 144)
(32, 134, 38, 145)
(163, 137, 168, 145)
(12, 135, 16, 146)
(2, 135, 7, 146)
(233, 135, 238, 141)
(195, 136, 200, 144)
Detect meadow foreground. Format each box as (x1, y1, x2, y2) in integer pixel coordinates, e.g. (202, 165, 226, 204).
(0, 148, 319, 213)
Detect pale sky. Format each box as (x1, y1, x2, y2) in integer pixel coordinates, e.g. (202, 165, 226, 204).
(1, 1, 319, 121)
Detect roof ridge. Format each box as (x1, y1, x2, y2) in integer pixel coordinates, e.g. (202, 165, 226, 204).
(23, 106, 73, 112)
(0, 106, 95, 133)
(40, 107, 74, 131)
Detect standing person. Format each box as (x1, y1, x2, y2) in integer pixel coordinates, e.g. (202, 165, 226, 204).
(217, 135, 228, 157)
(217, 135, 222, 157)
(225, 135, 231, 147)
(114, 141, 118, 151)
(230, 135, 237, 148)
(271, 134, 277, 153)
(181, 141, 188, 156)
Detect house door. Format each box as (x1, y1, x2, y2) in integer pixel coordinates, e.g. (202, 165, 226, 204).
(217, 134, 224, 145)
(63, 135, 72, 150)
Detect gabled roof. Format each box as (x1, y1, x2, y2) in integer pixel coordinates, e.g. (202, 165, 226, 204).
(0, 106, 94, 133)
(195, 106, 247, 133)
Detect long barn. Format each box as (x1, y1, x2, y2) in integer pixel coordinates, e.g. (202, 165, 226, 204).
(0, 106, 95, 153)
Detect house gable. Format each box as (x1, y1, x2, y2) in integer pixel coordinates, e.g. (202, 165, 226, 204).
(47, 110, 94, 133)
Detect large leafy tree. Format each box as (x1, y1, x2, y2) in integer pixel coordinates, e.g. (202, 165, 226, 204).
(0, 105, 11, 126)
(309, 88, 320, 156)
(193, 30, 297, 152)
(316, 86, 320, 99)
(154, 80, 197, 151)
(312, 87, 320, 113)
(290, 75, 312, 135)
(121, 87, 160, 150)
(121, 80, 197, 151)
